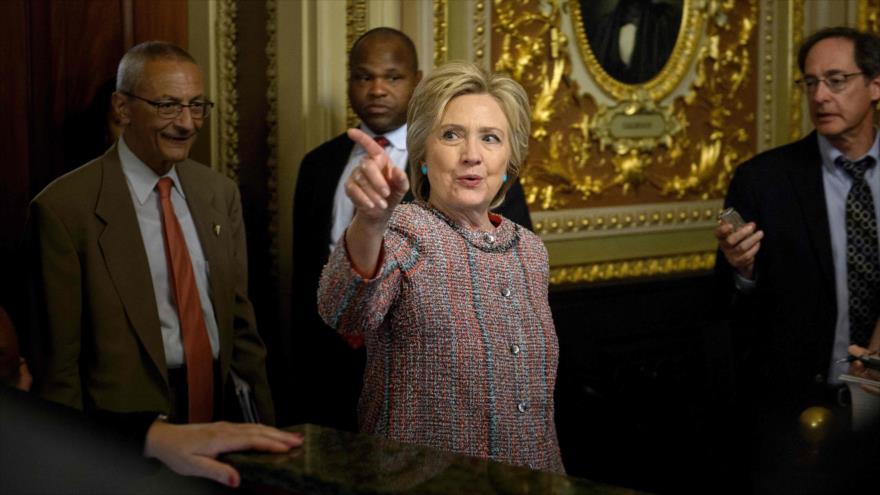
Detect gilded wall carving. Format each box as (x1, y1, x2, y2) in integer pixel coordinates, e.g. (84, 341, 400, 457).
(550, 252, 716, 284)
(488, 0, 759, 283)
(473, 1, 488, 64)
(434, 0, 448, 65)
(217, 0, 240, 181)
(859, 0, 880, 34)
(346, 0, 368, 127)
(493, 0, 759, 211)
(858, 0, 880, 124)
(789, 1, 805, 142)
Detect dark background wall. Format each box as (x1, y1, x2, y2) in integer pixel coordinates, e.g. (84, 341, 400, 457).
(233, 1, 296, 426)
(551, 273, 735, 492)
(0, 0, 187, 327)
(0, 0, 295, 443)
(0, 2, 735, 493)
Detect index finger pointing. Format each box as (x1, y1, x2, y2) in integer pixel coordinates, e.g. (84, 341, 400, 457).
(347, 128, 387, 159)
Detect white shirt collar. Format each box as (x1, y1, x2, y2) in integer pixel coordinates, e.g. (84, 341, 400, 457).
(817, 128, 880, 176)
(358, 123, 407, 152)
(118, 136, 185, 205)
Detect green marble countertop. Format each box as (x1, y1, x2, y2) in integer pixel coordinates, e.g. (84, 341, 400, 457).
(222, 424, 647, 494)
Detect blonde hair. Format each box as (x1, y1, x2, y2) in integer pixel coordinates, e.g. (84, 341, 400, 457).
(406, 61, 531, 208)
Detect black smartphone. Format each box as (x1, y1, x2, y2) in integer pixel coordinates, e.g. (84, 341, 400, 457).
(852, 354, 880, 371)
(717, 207, 745, 232)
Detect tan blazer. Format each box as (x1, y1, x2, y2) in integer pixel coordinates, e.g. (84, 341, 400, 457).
(27, 143, 274, 424)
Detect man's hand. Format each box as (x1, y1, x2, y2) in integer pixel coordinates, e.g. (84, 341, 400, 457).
(847, 320, 880, 396)
(847, 345, 880, 396)
(714, 221, 764, 279)
(144, 421, 303, 488)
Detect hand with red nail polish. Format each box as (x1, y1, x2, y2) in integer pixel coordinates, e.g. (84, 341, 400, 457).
(144, 420, 303, 487)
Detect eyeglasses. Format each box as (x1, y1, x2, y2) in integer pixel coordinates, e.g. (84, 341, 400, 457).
(122, 91, 214, 119)
(795, 72, 864, 94)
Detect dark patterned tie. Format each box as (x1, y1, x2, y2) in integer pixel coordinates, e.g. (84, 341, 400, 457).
(373, 135, 390, 148)
(837, 155, 880, 346)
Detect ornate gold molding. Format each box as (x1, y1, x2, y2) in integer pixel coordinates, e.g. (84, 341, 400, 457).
(473, 1, 487, 64)
(789, 0, 805, 142)
(347, 0, 367, 57)
(492, 0, 758, 284)
(858, 0, 880, 33)
(266, 0, 280, 277)
(857, 0, 880, 120)
(549, 252, 716, 284)
(217, 0, 239, 182)
(759, 0, 774, 150)
(590, 92, 683, 158)
(493, 0, 758, 211)
(533, 200, 722, 237)
(346, 0, 367, 127)
(568, 0, 704, 102)
(434, 0, 448, 66)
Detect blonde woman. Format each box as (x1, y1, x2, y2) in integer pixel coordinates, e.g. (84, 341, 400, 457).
(318, 61, 562, 472)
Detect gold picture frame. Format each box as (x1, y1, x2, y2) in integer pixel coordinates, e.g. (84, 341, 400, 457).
(570, 0, 700, 102)
(490, 0, 762, 284)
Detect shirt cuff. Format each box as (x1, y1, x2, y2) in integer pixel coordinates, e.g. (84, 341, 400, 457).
(733, 271, 756, 292)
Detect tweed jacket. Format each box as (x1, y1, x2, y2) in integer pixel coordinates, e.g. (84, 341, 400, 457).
(318, 202, 564, 472)
(26, 143, 274, 424)
(292, 131, 536, 430)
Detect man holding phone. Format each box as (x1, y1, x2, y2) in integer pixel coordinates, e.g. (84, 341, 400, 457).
(715, 26, 879, 490)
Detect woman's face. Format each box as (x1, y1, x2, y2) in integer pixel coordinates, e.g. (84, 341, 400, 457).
(424, 93, 511, 216)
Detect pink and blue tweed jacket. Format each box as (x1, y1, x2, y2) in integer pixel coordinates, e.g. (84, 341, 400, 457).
(318, 202, 564, 472)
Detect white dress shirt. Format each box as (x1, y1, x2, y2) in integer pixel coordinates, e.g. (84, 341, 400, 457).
(817, 132, 880, 384)
(329, 123, 409, 253)
(118, 136, 220, 367)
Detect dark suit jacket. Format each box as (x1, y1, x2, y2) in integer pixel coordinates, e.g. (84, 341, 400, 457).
(712, 132, 880, 492)
(291, 131, 533, 429)
(26, 143, 275, 425)
(715, 131, 838, 407)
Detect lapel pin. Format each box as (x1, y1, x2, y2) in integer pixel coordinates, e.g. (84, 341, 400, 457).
(213, 224, 221, 236)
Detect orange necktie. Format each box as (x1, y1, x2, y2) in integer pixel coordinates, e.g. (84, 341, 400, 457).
(157, 177, 214, 423)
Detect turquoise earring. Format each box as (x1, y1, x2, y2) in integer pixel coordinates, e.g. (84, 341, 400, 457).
(421, 165, 428, 175)
(502, 174, 508, 183)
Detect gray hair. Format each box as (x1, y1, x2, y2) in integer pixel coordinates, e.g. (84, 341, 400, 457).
(406, 61, 531, 208)
(116, 41, 197, 93)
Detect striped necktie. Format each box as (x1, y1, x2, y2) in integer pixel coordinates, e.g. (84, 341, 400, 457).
(373, 135, 390, 148)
